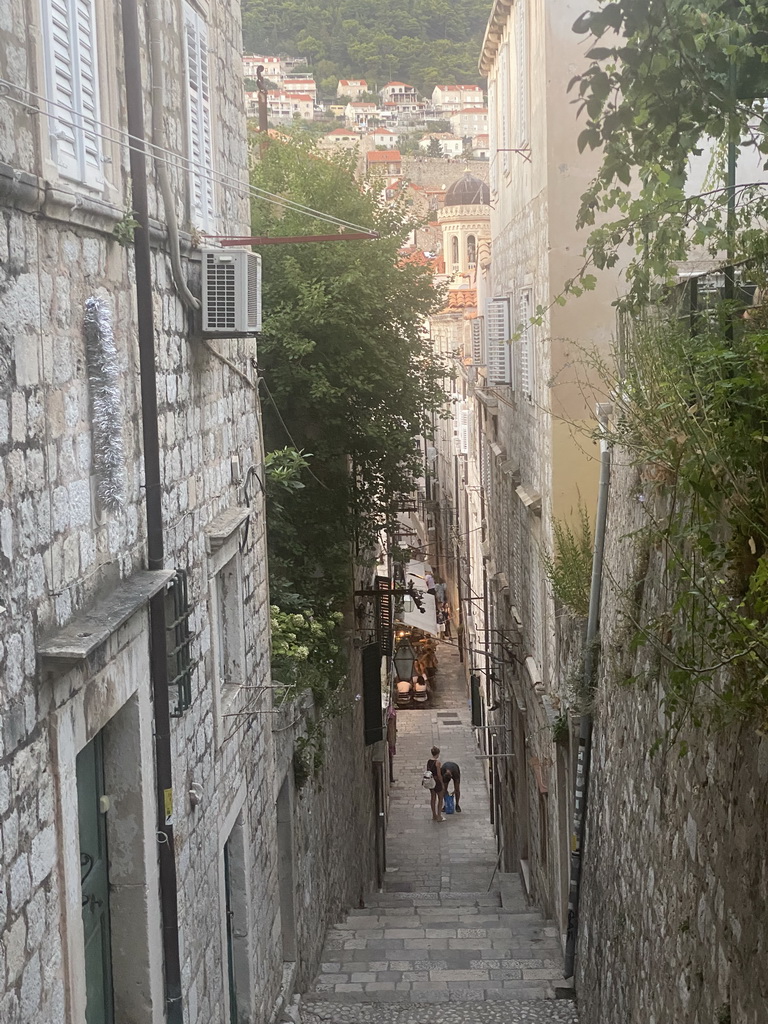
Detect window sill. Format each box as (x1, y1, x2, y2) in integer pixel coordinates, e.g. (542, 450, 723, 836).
(38, 569, 175, 669)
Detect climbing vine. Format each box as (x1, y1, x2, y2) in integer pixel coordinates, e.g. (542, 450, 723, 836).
(569, 0, 768, 308)
(541, 503, 594, 619)
(593, 305, 768, 740)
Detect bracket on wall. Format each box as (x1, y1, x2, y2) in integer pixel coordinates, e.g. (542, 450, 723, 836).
(495, 145, 532, 164)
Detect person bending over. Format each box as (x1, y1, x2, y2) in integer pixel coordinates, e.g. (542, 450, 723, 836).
(441, 761, 461, 812)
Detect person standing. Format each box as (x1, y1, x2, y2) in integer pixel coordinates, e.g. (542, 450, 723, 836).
(426, 745, 445, 821)
(441, 760, 461, 811)
(441, 601, 452, 639)
(424, 571, 436, 595)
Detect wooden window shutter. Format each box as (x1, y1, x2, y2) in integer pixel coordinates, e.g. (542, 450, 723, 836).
(43, 0, 102, 185)
(184, 3, 215, 228)
(362, 643, 384, 745)
(471, 315, 485, 365)
(486, 297, 512, 385)
(518, 289, 532, 398)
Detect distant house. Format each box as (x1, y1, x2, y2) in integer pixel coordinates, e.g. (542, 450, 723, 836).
(283, 77, 317, 101)
(418, 134, 464, 158)
(345, 101, 379, 128)
(367, 129, 399, 149)
(431, 84, 485, 112)
(379, 82, 421, 111)
(267, 90, 314, 121)
(472, 133, 490, 159)
(450, 107, 489, 137)
(367, 149, 402, 175)
(337, 79, 368, 100)
(243, 54, 284, 82)
(318, 128, 362, 152)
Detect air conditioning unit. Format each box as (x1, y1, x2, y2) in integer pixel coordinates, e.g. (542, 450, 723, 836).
(202, 248, 262, 335)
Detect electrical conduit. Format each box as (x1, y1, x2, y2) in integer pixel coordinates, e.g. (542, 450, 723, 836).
(563, 402, 612, 979)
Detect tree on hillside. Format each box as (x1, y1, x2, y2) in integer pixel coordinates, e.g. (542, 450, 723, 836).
(570, 0, 768, 306)
(241, 0, 489, 93)
(251, 141, 445, 611)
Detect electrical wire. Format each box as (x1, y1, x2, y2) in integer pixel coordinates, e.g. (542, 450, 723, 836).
(0, 77, 377, 235)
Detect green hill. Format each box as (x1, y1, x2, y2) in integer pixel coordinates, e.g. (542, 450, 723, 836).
(241, 0, 491, 98)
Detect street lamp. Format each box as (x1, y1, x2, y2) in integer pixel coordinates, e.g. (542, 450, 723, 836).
(393, 640, 417, 681)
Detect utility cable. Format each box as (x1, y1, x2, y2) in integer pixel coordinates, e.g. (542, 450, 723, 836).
(0, 78, 377, 235)
(256, 376, 330, 491)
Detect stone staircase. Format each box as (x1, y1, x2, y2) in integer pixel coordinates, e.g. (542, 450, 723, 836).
(301, 873, 578, 1020)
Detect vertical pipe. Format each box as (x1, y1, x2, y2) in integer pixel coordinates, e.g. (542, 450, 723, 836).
(120, 1, 183, 1019)
(563, 404, 612, 979)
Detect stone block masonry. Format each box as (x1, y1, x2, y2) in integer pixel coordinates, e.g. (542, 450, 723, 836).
(575, 458, 768, 1024)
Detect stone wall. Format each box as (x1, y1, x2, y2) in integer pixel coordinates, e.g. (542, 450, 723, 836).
(576, 458, 768, 1023)
(401, 156, 490, 188)
(0, 0, 281, 1021)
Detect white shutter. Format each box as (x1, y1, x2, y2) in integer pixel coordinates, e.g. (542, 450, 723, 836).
(486, 297, 512, 385)
(516, 0, 529, 146)
(75, 0, 101, 184)
(459, 403, 470, 455)
(488, 78, 498, 194)
(42, 0, 102, 185)
(185, 3, 215, 229)
(500, 44, 510, 175)
(471, 316, 485, 365)
(518, 289, 532, 398)
(481, 434, 492, 498)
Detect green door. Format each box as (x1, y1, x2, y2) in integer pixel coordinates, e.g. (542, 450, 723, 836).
(77, 733, 114, 1024)
(223, 840, 238, 1024)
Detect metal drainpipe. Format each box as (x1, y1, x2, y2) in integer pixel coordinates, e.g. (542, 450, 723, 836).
(563, 402, 612, 979)
(120, 0, 183, 1019)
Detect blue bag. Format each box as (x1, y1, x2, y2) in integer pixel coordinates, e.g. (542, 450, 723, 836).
(443, 793, 455, 814)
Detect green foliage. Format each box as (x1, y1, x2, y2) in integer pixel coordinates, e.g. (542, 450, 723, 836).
(427, 137, 442, 158)
(552, 714, 570, 744)
(240, 0, 489, 94)
(257, 141, 444, 760)
(112, 210, 140, 247)
(569, 0, 768, 307)
(254, 138, 444, 611)
(542, 504, 594, 618)
(596, 309, 768, 736)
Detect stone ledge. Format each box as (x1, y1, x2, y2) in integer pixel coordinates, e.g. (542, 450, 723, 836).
(205, 506, 250, 552)
(37, 569, 175, 665)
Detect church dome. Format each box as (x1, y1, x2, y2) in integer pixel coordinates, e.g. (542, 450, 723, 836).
(443, 172, 490, 207)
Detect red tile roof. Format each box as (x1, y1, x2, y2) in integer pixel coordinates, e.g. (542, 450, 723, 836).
(367, 150, 401, 162)
(443, 289, 477, 310)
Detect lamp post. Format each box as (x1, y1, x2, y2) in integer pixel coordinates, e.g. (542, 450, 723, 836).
(393, 640, 417, 682)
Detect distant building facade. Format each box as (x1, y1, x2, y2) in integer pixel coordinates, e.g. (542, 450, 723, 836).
(367, 150, 403, 176)
(337, 79, 368, 100)
(431, 84, 485, 112)
(450, 107, 489, 137)
(267, 90, 315, 121)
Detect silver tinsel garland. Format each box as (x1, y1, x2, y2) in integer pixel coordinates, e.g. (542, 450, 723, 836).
(84, 295, 126, 512)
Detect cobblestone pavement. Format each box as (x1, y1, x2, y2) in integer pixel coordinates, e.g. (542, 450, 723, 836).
(300, 642, 578, 1024)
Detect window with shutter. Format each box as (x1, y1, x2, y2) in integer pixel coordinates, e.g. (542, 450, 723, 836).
(499, 44, 510, 175)
(184, 3, 215, 229)
(488, 79, 498, 194)
(471, 315, 485, 365)
(518, 288, 533, 399)
(41, 0, 103, 187)
(459, 403, 470, 454)
(486, 297, 512, 385)
(516, 0, 529, 146)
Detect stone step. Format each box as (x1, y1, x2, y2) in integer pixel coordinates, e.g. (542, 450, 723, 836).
(299, 999, 580, 1023)
(363, 890, 503, 908)
(304, 984, 562, 1004)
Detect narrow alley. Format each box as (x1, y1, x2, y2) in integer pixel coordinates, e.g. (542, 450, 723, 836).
(301, 643, 579, 1024)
